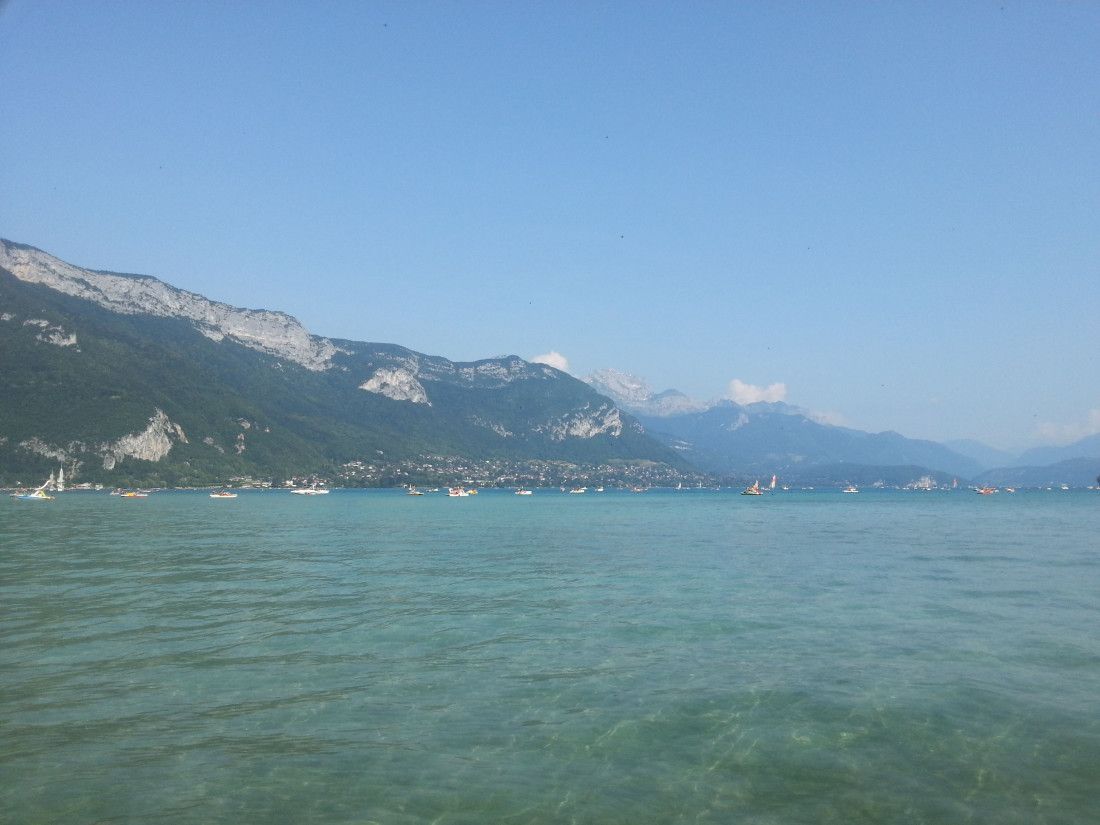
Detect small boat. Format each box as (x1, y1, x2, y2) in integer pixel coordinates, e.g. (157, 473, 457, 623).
(842, 484, 859, 494)
(741, 480, 763, 496)
(769, 474, 778, 491)
(119, 490, 149, 498)
(595, 486, 605, 493)
(407, 487, 424, 496)
(569, 487, 587, 494)
(291, 487, 330, 495)
(1004, 487, 1016, 493)
(514, 489, 533, 496)
(209, 490, 238, 499)
(975, 486, 997, 495)
(630, 486, 648, 493)
(448, 487, 470, 497)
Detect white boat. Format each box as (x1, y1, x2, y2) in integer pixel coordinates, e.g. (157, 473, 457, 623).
(769, 474, 777, 491)
(741, 480, 763, 496)
(448, 487, 470, 497)
(210, 490, 238, 499)
(291, 487, 330, 495)
(595, 486, 605, 492)
(514, 489, 533, 496)
(407, 487, 424, 496)
(842, 484, 859, 494)
(569, 487, 587, 494)
(119, 490, 149, 498)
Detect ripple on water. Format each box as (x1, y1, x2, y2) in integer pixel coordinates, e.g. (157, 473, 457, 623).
(2, 490, 1099, 823)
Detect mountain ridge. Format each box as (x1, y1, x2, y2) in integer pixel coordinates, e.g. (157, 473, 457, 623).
(0, 239, 687, 486)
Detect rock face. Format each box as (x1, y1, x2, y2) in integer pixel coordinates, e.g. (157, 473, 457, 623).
(15, 409, 188, 470)
(0, 239, 339, 370)
(359, 367, 431, 404)
(102, 409, 188, 470)
(537, 404, 625, 441)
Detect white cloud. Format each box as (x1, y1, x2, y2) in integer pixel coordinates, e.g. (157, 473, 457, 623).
(727, 378, 787, 405)
(531, 350, 570, 373)
(1036, 408, 1100, 445)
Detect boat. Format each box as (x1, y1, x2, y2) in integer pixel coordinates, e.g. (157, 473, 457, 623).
(291, 487, 330, 495)
(842, 484, 859, 494)
(569, 487, 587, 494)
(209, 490, 238, 499)
(407, 487, 424, 496)
(12, 477, 55, 501)
(448, 487, 470, 497)
(595, 486, 605, 493)
(119, 490, 149, 498)
(1004, 487, 1016, 493)
(769, 474, 777, 491)
(975, 486, 997, 495)
(514, 489, 533, 496)
(741, 480, 763, 496)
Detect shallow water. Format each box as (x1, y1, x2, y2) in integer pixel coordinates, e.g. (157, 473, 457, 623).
(2, 489, 1099, 823)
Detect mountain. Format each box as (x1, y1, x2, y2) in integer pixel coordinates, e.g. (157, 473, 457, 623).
(586, 369, 708, 417)
(0, 239, 685, 486)
(975, 458, 1100, 488)
(1015, 433, 1100, 467)
(587, 369, 983, 480)
(942, 439, 1019, 472)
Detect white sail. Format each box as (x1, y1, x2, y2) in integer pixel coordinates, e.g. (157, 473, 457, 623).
(57, 465, 65, 492)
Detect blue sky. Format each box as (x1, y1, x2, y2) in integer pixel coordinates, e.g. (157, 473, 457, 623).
(1, 1, 1097, 449)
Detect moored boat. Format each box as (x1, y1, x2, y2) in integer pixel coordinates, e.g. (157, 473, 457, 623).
(209, 490, 238, 499)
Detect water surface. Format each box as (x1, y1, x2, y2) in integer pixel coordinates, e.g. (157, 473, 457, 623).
(2, 489, 1098, 823)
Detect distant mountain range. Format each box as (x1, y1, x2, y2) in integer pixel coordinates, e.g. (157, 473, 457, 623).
(0, 239, 684, 486)
(586, 369, 1100, 485)
(3, 238, 1096, 489)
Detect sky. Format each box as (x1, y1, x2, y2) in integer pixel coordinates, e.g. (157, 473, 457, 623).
(1, 1, 1097, 450)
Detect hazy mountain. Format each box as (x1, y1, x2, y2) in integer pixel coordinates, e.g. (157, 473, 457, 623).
(975, 457, 1100, 488)
(586, 369, 708, 417)
(0, 239, 684, 486)
(589, 369, 983, 480)
(1015, 433, 1100, 467)
(943, 439, 1019, 472)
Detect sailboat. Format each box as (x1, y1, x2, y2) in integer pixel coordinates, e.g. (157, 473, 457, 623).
(741, 480, 763, 496)
(56, 465, 65, 493)
(769, 474, 777, 491)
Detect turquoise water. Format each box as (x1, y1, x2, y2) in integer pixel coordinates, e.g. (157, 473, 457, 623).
(2, 489, 1099, 824)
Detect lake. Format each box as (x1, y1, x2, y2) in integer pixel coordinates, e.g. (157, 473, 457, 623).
(2, 488, 1098, 823)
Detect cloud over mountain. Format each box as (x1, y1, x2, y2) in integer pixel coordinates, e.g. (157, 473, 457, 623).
(531, 351, 570, 373)
(727, 379, 787, 405)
